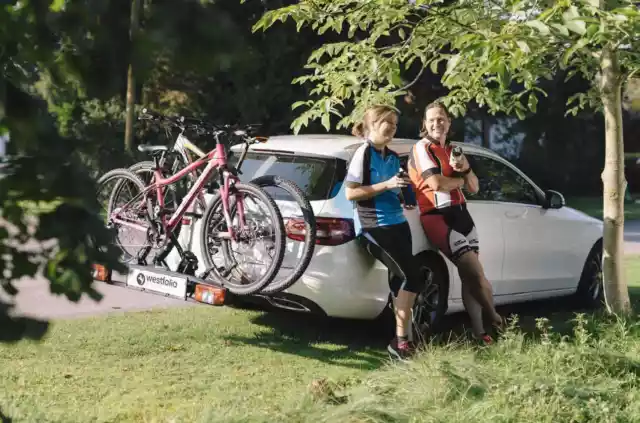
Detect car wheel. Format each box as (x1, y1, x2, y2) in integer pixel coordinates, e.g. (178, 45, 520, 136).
(376, 252, 449, 341)
(574, 240, 604, 309)
(411, 252, 449, 341)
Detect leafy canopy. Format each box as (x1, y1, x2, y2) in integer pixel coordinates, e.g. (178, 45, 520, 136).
(252, 0, 640, 133)
(1, 0, 126, 342)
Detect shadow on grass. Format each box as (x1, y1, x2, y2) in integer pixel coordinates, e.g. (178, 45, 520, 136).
(433, 287, 640, 345)
(222, 286, 640, 367)
(0, 300, 50, 343)
(0, 408, 13, 423)
(222, 305, 389, 370)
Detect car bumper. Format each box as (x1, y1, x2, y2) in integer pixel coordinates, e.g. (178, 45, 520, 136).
(276, 240, 390, 320)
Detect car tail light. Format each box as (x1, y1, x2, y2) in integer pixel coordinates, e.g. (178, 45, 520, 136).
(92, 264, 111, 282)
(285, 217, 355, 246)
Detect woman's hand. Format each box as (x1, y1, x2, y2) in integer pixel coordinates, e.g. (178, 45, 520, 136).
(385, 174, 411, 190)
(451, 154, 470, 173)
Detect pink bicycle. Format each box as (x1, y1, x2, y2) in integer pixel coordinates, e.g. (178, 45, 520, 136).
(96, 121, 286, 296)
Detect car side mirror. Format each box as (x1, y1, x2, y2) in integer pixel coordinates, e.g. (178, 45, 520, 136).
(543, 189, 565, 209)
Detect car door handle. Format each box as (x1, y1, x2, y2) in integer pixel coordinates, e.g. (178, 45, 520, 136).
(505, 210, 527, 219)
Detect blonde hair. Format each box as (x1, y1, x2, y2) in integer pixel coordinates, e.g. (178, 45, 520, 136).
(352, 105, 398, 139)
(420, 101, 451, 138)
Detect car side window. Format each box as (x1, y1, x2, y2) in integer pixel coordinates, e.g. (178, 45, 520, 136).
(464, 154, 540, 205)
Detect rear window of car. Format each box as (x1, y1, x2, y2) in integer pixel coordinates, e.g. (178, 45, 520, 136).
(228, 151, 346, 201)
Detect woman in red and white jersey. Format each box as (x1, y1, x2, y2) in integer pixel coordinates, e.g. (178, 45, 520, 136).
(408, 101, 504, 343)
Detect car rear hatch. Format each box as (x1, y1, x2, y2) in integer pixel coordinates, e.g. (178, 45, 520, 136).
(227, 148, 349, 276)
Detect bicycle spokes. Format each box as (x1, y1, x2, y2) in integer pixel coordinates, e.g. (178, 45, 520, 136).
(97, 171, 158, 263)
(204, 189, 278, 285)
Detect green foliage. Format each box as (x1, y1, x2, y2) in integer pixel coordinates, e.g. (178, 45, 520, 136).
(254, 0, 640, 134)
(0, 0, 328, 343)
(0, 0, 126, 342)
(140, 0, 326, 136)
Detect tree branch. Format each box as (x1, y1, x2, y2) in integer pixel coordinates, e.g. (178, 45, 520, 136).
(306, 0, 373, 18)
(391, 65, 426, 94)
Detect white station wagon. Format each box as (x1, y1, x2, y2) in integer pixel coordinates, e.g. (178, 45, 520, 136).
(170, 134, 605, 330)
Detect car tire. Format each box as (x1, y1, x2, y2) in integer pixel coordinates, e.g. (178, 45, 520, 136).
(574, 239, 604, 309)
(411, 251, 450, 340)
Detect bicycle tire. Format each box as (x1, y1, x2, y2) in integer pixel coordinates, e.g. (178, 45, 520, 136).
(199, 182, 286, 296)
(249, 175, 316, 295)
(97, 168, 154, 264)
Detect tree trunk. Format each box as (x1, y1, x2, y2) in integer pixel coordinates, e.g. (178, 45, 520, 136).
(599, 44, 631, 315)
(124, 0, 141, 154)
(481, 115, 491, 149)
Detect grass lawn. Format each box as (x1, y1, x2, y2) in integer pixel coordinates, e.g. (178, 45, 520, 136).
(0, 305, 386, 423)
(567, 196, 640, 221)
(0, 256, 639, 423)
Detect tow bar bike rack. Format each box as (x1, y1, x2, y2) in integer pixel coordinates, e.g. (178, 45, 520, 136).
(93, 228, 230, 307)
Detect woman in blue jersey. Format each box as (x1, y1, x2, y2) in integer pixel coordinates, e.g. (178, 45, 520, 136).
(344, 105, 423, 361)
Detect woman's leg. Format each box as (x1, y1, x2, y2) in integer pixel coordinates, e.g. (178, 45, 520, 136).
(456, 251, 502, 327)
(364, 222, 422, 359)
(420, 212, 499, 338)
(394, 288, 417, 341)
(461, 282, 485, 337)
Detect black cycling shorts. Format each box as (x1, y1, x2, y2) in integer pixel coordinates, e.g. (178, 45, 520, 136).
(361, 221, 424, 295)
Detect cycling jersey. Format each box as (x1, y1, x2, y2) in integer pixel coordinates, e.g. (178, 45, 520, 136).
(408, 138, 466, 214)
(345, 141, 406, 235)
(408, 138, 478, 261)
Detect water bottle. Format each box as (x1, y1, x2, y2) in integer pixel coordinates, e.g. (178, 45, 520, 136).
(450, 146, 464, 167)
(397, 168, 416, 207)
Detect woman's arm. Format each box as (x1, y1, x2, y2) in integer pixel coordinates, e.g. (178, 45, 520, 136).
(451, 154, 479, 194)
(463, 169, 479, 194)
(345, 181, 392, 202)
(345, 175, 409, 202)
(424, 174, 466, 192)
(344, 144, 410, 202)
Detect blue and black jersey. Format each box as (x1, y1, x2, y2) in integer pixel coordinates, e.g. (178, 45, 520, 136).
(345, 141, 407, 235)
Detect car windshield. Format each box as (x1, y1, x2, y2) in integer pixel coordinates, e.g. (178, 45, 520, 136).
(228, 151, 344, 201)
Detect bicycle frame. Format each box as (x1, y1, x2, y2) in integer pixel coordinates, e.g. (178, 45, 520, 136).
(163, 130, 262, 214)
(111, 142, 246, 242)
(169, 124, 264, 170)
(172, 132, 209, 211)
(176, 133, 207, 161)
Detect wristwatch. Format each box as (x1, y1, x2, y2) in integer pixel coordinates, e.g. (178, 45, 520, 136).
(453, 168, 472, 178)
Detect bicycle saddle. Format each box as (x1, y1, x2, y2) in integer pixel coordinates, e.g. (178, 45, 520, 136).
(138, 144, 169, 155)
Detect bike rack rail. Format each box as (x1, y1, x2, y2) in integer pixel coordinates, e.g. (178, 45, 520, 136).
(92, 248, 231, 307)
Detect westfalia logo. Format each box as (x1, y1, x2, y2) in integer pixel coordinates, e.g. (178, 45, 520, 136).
(136, 272, 179, 288)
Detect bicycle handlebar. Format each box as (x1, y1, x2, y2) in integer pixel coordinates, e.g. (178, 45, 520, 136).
(139, 108, 262, 142)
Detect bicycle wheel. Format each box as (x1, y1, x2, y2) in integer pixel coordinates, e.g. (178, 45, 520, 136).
(249, 175, 316, 295)
(97, 168, 154, 264)
(199, 182, 286, 296)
